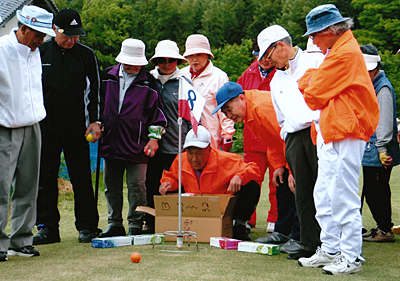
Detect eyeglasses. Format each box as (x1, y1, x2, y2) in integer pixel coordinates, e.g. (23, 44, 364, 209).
(262, 44, 277, 61)
(158, 58, 177, 64)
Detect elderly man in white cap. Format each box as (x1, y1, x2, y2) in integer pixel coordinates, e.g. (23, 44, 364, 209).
(160, 125, 262, 241)
(0, 5, 55, 261)
(255, 24, 324, 261)
(296, 4, 379, 275)
(180, 34, 235, 152)
(98, 38, 167, 238)
(35, 8, 102, 245)
(144, 40, 191, 232)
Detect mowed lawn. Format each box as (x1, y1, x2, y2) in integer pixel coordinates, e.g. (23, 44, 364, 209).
(1, 164, 400, 281)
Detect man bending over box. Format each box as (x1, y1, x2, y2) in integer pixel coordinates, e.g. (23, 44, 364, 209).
(159, 125, 262, 241)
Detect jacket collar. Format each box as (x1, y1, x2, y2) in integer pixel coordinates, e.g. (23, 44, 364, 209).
(10, 28, 36, 58)
(108, 63, 148, 83)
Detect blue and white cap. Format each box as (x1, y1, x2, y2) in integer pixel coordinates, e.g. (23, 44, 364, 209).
(17, 5, 55, 37)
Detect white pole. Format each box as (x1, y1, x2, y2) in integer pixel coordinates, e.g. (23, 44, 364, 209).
(178, 116, 182, 234)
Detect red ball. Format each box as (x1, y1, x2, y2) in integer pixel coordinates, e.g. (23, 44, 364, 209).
(130, 252, 141, 263)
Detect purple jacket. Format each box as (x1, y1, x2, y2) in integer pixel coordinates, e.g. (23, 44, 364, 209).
(99, 64, 167, 163)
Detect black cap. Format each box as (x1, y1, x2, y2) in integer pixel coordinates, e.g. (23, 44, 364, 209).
(54, 8, 86, 37)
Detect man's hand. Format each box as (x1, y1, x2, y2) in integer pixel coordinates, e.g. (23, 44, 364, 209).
(220, 138, 233, 152)
(288, 174, 295, 194)
(144, 139, 158, 157)
(228, 175, 242, 194)
(159, 182, 173, 195)
(85, 122, 101, 143)
(272, 166, 285, 187)
(398, 131, 400, 143)
(379, 151, 393, 168)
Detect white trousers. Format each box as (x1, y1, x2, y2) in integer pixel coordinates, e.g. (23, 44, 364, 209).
(315, 131, 365, 262)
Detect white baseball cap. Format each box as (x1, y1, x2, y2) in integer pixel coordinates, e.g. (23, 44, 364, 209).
(363, 54, 381, 71)
(183, 125, 211, 149)
(257, 25, 289, 61)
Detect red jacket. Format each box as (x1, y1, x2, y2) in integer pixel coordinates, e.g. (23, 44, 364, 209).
(237, 60, 276, 152)
(160, 148, 262, 194)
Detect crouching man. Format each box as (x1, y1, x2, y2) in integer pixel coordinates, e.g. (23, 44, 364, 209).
(159, 125, 262, 241)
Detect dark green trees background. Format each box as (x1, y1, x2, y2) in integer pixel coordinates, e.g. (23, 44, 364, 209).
(55, 0, 400, 120)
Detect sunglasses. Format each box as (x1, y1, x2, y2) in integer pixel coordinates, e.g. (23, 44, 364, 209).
(158, 58, 177, 64)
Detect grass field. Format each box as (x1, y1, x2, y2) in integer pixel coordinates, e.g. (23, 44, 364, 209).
(1, 165, 400, 281)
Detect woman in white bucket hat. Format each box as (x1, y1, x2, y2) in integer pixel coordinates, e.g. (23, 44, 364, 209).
(180, 34, 235, 151)
(144, 40, 192, 232)
(98, 38, 167, 238)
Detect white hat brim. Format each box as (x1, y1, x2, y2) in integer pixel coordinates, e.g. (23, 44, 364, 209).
(17, 10, 56, 37)
(115, 54, 148, 66)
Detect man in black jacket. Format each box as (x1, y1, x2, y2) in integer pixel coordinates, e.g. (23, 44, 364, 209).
(34, 8, 102, 244)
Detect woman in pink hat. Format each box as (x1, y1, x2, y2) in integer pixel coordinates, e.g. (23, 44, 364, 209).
(180, 34, 235, 151)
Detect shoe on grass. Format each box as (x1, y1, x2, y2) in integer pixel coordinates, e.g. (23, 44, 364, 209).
(322, 255, 363, 275)
(8, 246, 39, 257)
(287, 249, 315, 260)
(280, 238, 301, 254)
(363, 228, 395, 243)
(33, 225, 60, 245)
(99, 225, 126, 238)
(128, 227, 143, 236)
(233, 224, 252, 241)
(0, 251, 7, 262)
(298, 246, 340, 268)
(79, 229, 98, 243)
(255, 232, 289, 244)
(362, 227, 378, 238)
(266, 222, 275, 233)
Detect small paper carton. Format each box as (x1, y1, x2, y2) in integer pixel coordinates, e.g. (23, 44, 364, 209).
(129, 234, 165, 245)
(238, 242, 280, 255)
(210, 237, 225, 248)
(219, 238, 242, 250)
(91, 236, 132, 248)
(210, 237, 241, 249)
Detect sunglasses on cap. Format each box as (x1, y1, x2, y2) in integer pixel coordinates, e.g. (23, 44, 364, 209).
(158, 58, 177, 64)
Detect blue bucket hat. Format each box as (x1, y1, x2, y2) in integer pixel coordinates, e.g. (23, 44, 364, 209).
(212, 82, 244, 115)
(303, 4, 349, 37)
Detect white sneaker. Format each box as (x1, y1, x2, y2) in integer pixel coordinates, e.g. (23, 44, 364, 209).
(266, 222, 275, 233)
(322, 255, 363, 275)
(298, 246, 340, 268)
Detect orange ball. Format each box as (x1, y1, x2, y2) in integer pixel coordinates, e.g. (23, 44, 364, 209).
(130, 252, 141, 263)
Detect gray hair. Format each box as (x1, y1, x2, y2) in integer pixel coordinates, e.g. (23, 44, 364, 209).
(328, 18, 354, 35)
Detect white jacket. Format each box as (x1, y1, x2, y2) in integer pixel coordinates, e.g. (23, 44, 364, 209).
(0, 29, 46, 128)
(270, 48, 323, 140)
(181, 61, 234, 148)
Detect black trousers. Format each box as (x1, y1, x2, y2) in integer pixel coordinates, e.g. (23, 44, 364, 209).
(285, 127, 321, 251)
(145, 152, 177, 229)
(36, 130, 99, 231)
(274, 167, 300, 241)
(361, 165, 393, 232)
(233, 180, 261, 222)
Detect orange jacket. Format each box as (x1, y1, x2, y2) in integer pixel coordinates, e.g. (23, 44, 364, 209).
(299, 30, 379, 143)
(160, 148, 262, 194)
(243, 90, 287, 170)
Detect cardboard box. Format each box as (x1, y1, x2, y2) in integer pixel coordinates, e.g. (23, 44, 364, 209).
(91, 236, 132, 248)
(238, 242, 280, 255)
(210, 237, 242, 249)
(137, 194, 237, 243)
(128, 234, 165, 245)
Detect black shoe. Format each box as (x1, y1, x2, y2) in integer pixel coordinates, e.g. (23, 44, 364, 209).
(255, 232, 289, 244)
(128, 227, 142, 235)
(0, 251, 7, 262)
(287, 249, 315, 260)
(8, 246, 40, 257)
(233, 224, 252, 241)
(79, 229, 100, 243)
(99, 226, 126, 238)
(33, 225, 60, 245)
